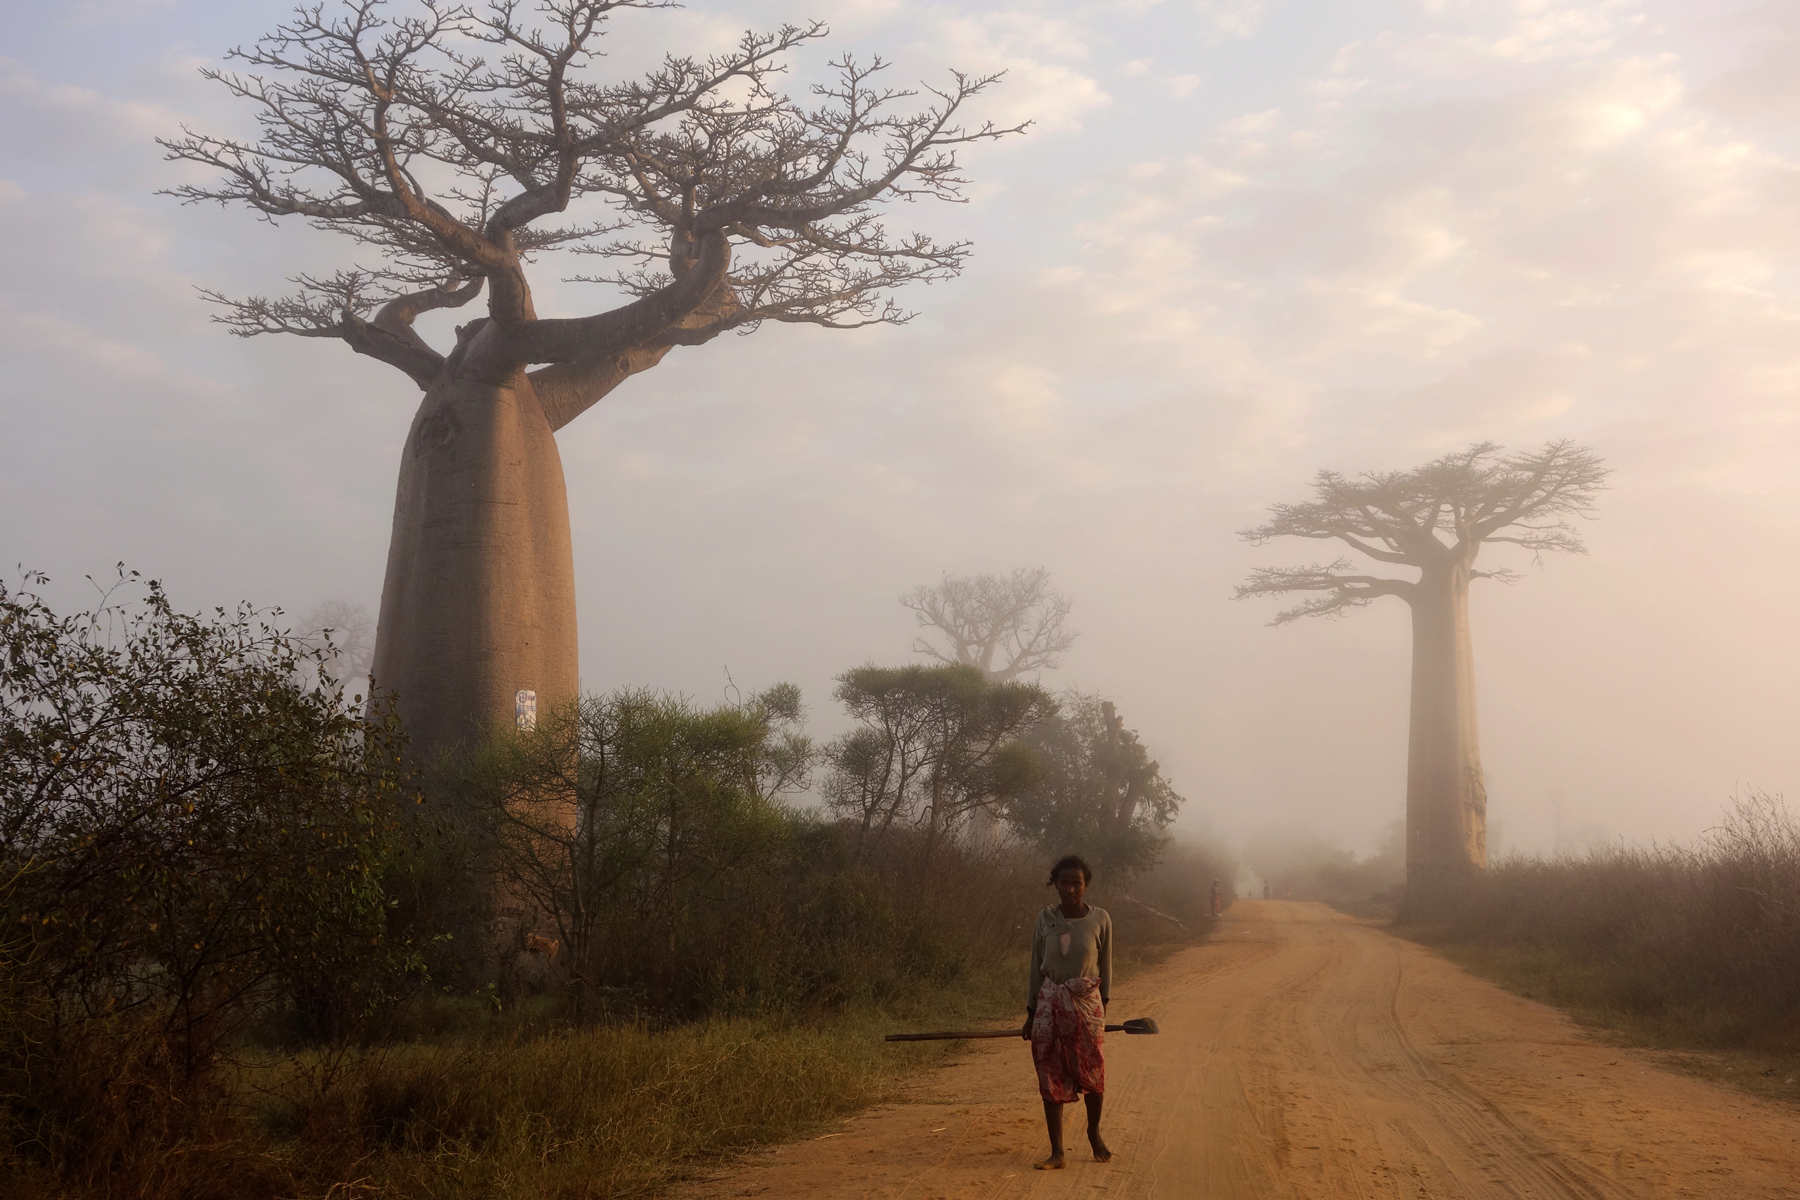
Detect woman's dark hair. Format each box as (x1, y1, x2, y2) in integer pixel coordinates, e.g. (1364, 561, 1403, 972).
(1047, 854, 1093, 886)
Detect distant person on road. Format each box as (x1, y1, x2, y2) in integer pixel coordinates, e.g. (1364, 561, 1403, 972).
(1022, 853, 1113, 1170)
(1210, 878, 1222, 918)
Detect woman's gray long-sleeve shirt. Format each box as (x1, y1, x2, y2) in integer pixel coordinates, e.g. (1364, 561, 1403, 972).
(1027, 904, 1112, 1008)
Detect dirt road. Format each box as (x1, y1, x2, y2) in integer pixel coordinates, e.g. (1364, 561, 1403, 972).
(675, 901, 1800, 1198)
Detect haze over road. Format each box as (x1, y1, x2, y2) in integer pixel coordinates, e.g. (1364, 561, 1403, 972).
(678, 902, 1800, 1199)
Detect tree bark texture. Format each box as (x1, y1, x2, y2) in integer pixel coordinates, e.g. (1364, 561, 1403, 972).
(369, 369, 578, 767)
(1403, 563, 1488, 907)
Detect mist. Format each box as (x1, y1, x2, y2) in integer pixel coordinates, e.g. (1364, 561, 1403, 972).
(3, 0, 1796, 870)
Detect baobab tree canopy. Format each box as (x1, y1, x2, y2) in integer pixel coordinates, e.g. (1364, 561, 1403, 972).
(1237, 440, 1608, 906)
(1237, 440, 1609, 623)
(161, 0, 1018, 761)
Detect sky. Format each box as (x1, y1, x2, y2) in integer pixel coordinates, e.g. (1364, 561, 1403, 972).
(3, 0, 1797, 860)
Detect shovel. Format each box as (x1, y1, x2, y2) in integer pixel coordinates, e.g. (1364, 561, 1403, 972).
(885, 1017, 1160, 1042)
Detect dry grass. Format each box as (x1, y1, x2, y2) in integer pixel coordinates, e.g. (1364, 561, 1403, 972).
(2, 990, 1004, 1200)
(278, 1010, 974, 1199)
(1404, 793, 1800, 1094)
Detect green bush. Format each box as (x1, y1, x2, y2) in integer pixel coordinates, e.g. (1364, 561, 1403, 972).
(0, 569, 418, 1189)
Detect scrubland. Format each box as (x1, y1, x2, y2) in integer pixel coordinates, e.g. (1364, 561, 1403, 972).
(1404, 793, 1800, 1083)
(3, 837, 1218, 1200)
(1, 572, 1225, 1199)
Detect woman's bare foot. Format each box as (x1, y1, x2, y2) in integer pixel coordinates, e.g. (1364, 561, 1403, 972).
(1089, 1133, 1113, 1163)
(1033, 1153, 1066, 1171)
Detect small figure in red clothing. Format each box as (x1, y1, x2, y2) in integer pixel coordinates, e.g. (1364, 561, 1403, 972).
(1022, 854, 1113, 1170)
(1209, 878, 1222, 918)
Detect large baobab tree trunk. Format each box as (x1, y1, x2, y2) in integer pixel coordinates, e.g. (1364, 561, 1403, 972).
(1403, 562, 1487, 907)
(369, 367, 577, 766)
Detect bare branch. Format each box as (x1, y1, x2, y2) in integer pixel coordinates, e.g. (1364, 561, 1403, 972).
(1467, 440, 1611, 550)
(508, 228, 732, 364)
(901, 568, 1076, 681)
(374, 268, 483, 332)
(1233, 561, 1416, 625)
(198, 262, 484, 389)
(527, 341, 669, 431)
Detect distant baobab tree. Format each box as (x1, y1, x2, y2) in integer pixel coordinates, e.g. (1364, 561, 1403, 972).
(1236, 440, 1608, 907)
(161, 0, 1020, 763)
(903, 568, 1076, 681)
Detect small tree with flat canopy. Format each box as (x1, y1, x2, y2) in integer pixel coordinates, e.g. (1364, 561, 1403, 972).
(162, 0, 1019, 763)
(1235, 440, 1607, 909)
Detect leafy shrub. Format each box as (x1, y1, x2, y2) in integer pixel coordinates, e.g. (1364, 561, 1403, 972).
(0, 569, 417, 1187)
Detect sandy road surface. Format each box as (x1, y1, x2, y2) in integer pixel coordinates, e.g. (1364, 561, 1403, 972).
(675, 901, 1800, 1199)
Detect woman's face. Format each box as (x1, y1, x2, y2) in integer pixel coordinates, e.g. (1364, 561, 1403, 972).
(1055, 866, 1088, 909)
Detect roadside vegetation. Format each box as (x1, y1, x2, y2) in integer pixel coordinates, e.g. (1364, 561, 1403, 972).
(1401, 793, 1800, 1093)
(1, 568, 1228, 1199)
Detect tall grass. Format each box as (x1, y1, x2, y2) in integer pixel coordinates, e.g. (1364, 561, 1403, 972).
(273, 1008, 982, 1199)
(1408, 792, 1800, 1053)
(0, 1004, 983, 1200)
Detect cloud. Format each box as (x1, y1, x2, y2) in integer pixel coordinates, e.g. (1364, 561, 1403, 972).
(0, 58, 186, 143)
(1195, 0, 1267, 42)
(65, 193, 175, 275)
(914, 9, 1112, 133)
(995, 4, 1800, 497)
(60, 0, 176, 28)
(0, 299, 224, 398)
(6, 0, 1797, 860)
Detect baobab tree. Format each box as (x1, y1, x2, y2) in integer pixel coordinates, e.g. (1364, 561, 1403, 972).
(902, 568, 1076, 681)
(162, 0, 1019, 762)
(1236, 440, 1607, 907)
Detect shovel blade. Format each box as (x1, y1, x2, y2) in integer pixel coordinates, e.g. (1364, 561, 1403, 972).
(1108, 1017, 1160, 1035)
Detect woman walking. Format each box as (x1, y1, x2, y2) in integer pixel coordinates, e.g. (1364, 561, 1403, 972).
(1021, 854, 1113, 1169)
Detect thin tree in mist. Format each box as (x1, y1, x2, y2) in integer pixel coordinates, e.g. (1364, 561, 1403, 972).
(902, 568, 1076, 681)
(294, 600, 376, 692)
(1236, 440, 1608, 908)
(162, 0, 1022, 764)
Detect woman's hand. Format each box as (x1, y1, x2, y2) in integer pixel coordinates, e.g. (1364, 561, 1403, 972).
(1021, 1008, 1035, 1040)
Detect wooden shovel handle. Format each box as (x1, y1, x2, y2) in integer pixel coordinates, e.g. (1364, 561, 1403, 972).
(885, 1019, 1156, 1042)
